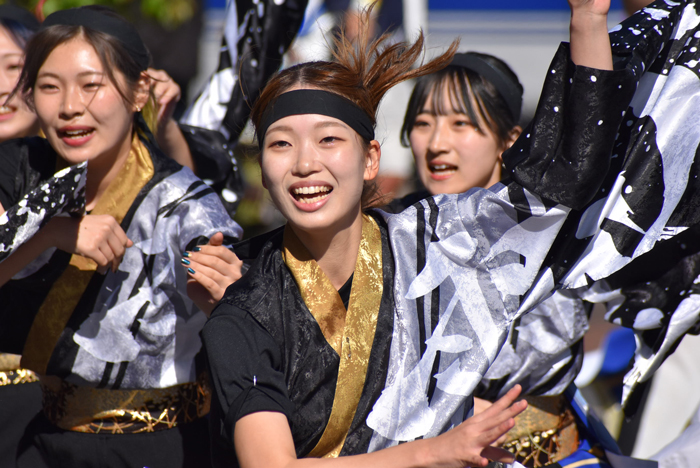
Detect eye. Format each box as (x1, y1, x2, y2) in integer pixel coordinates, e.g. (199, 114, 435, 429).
(84, 82, 102, 91)
(37, 83, 58, 92)
(267, 139, 290, 148)
(320, 135, 340, 144)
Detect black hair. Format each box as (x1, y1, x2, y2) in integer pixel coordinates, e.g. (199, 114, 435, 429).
(1, 18, 34, 49)
(401, 52, 522, 149)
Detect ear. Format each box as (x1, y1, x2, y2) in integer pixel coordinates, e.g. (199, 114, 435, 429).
(133, 72, 151, 112)
(363, 140, 381, 181)
(498, 125, 523, 161)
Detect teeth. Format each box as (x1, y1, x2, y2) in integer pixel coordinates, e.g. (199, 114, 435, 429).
(298, 194, 329, 204)
(293, 186, 330, 195)
(0, 106, 12, 115)
(432, 164, 455, 171)
(64, 129, 92, 137)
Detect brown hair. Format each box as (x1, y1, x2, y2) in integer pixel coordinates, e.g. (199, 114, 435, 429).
(251, 8, 458, 209)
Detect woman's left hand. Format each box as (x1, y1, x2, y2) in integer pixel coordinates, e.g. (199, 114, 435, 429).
(183, 232, 243, 316)
(147, 68, 181, 129)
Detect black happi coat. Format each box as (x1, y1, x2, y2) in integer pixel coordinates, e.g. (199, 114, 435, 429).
(204, 213, 396, 467)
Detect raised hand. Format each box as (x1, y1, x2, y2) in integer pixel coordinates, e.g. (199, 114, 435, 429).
(182, 232, 243, 316)
(568, 0, 613, 69)
(147, 68, 181, 127)
(50, 214, 133, 274)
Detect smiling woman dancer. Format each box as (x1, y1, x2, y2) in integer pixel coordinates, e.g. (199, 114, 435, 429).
(0, 6, 241, 468)
(199, 0, 632, 467)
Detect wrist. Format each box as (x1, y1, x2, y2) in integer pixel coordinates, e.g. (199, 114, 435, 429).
(570, 10, 609, 33)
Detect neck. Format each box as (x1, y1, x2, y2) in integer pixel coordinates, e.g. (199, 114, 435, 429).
(290, 208, 364, 290)
(84, 130, 135, 211)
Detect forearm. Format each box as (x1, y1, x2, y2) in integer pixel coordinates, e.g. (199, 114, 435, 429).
(0, 227, 54, 287)
(570, 10, 613, 70)
(158, 119, 196, 172)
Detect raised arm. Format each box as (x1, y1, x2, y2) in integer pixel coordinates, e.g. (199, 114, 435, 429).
(569, 0, 613, 70)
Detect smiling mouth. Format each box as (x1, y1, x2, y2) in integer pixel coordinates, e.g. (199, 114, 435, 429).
(429, 163, 457, 175)
(0, 106, 15, 115)
(59, 128, 94, 139)
(291, 186, 332, 204)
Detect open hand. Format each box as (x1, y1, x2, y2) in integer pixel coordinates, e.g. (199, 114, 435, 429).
(430, 385, 527, 467)
(183, 232, 243, 316)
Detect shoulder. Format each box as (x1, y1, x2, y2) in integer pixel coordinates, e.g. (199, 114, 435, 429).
(0, 138, 57, 208)
(221, 228, 286, 310)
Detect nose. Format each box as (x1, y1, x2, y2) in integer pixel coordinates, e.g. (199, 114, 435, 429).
(292, 141, 321, 176)
(428, 119, 450, 154)
(59, 85, 84, 119)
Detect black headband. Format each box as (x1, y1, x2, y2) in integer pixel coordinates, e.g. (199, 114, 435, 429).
(449, 53, 522, 122)
(258, 89, 375, 148)
(41, 7, 150, 71)
(0, 5, 39, 31)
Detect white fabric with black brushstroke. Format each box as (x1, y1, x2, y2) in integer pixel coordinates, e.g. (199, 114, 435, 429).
(368, 189, 571, 448)
(64, 168, 243, 389)
(0, 162, 86, 263)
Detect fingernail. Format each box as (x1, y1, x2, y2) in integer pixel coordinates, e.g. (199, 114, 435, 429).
(181, 258, 190, 265)
(187, 267, 196, 275)
(183, 252, 191, 258)
(193, 246, 202, 252)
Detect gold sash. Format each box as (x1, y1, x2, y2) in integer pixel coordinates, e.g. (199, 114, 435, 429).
(282, 215, 383, 458)
(21, 135, 154, 375)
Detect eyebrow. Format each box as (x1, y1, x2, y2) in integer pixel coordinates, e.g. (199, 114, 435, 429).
(37, 70, 105, 79)
(267, 119, 349, 135)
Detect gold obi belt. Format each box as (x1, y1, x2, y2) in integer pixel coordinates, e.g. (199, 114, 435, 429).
(502, 394, 579, 468)
(0, 353, 39, 386)
(40, 374, 211, 434)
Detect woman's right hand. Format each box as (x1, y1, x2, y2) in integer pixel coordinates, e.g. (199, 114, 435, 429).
(49, 214, 133, 273)
(429, 385, 527, 467)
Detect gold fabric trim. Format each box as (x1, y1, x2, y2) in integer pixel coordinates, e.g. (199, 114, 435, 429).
(0, 368, 39, 386)
(502, 395, 579, 468)
(0, 353, 22, 372)
(40, 373, 210, 434)
(283, 215, 383, 458)
(21, 135, 154, 375)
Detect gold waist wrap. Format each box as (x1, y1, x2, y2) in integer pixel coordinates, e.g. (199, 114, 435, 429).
(40, 373, 211, 434)
(0, 369, 39, 386)
(0, 354, 39, 385)
(502, 395, 579, 468)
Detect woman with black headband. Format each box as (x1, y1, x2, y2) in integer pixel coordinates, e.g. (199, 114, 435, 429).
(390, 53, 591, 467)
(0, 6, 241, 467)
(198, 0, 648, 466)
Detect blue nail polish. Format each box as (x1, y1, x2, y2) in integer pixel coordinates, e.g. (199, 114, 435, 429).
(193, 246, 202, 252)
(183, 252, 191, 258)
(181, 258, 190, 265)
(187, 267, 196, 275)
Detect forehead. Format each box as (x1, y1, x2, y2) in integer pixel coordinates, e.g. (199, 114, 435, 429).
(40, 37, 102, 73)
(0, 26, 22, 55)
(418, 76, 471, 115)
